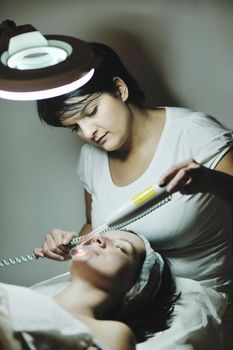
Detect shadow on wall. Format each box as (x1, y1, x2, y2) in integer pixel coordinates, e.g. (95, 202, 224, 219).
(89, 29, 181, 108)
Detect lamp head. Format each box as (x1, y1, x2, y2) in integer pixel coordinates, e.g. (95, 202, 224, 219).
(0, 20, 101, 100)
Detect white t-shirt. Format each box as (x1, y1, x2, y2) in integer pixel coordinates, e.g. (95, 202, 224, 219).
(77, 107, 233, 292)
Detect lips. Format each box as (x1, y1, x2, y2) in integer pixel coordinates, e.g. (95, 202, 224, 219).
(82, 245, 100, 256)
(71, 245, 99, 259)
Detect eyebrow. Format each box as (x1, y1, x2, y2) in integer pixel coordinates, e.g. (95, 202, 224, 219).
(119, 238, 134, 246)
(68, 93, 100, 112)
(78, 97, 96, 114)
(61, 94, 100, 126)
(64, 103, 91, 122)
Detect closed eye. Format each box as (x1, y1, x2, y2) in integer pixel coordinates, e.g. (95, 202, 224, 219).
(86, 106, 97, 117)
(115, 244, 127, 254)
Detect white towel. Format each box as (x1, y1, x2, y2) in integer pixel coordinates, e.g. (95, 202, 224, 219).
(137, 277, 227, 350)
(0, 282, 97, 350)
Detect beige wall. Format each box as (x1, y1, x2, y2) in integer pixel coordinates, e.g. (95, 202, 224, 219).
(0, 0, 233, 286)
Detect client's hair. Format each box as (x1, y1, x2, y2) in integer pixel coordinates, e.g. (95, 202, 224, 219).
(111, 231, 180, 343)
(119, 256, 179, 343)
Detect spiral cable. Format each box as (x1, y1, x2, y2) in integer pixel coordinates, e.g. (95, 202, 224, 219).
(0, 253, 36, 267)
(0, 195, 171, 268)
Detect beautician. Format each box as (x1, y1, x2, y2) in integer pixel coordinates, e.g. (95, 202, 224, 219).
(33, 42, 233, 349)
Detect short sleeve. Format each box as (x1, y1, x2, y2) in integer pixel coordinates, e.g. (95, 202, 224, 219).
(76, 144, 93, 194)
(184, 112, 233, 168)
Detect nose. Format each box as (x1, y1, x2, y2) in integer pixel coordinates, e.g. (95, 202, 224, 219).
(91, 235, 106, 248)
(79, 119, 97, 140)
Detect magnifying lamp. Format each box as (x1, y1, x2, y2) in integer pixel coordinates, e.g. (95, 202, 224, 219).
(0, 20, 101, 100)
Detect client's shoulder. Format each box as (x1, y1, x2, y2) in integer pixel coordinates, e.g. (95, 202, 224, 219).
(102, 319, 136, 350)
(90, 318, 136, 350)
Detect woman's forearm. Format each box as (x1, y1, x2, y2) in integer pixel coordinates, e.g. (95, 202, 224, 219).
(79, 222, 92, 236)
(205, 168, 233, 206)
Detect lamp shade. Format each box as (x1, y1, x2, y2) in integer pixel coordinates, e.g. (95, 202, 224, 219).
(0, 20, 101, 100)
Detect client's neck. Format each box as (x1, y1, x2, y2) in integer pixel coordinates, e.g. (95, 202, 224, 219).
(53, 278, 118, 320)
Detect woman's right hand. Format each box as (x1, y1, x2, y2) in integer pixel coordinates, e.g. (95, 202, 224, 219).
(33, 228, 78, 261)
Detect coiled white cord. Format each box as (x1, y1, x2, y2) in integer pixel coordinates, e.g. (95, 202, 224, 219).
(0, 193, 171, 268)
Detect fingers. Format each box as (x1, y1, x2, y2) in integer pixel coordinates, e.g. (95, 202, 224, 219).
(33, 245, 65, 261)
(159, 159, 195, 185)
(33, 247, 44, 258)
(34, 229, 77, 261)
(42, 242, 67, 261)
(33, 246, 67, 260)
(159, 158, 201, 194)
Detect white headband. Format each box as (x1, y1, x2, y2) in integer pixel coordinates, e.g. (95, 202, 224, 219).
(123, 233, 164, 311)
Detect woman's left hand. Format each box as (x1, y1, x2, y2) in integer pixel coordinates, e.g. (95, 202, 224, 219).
(159, 158, 209, 195)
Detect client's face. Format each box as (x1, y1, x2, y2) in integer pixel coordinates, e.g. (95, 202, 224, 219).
(70, 230, 145, 294)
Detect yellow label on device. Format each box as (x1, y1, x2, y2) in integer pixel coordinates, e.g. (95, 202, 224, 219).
(131, 186, 157, 207)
